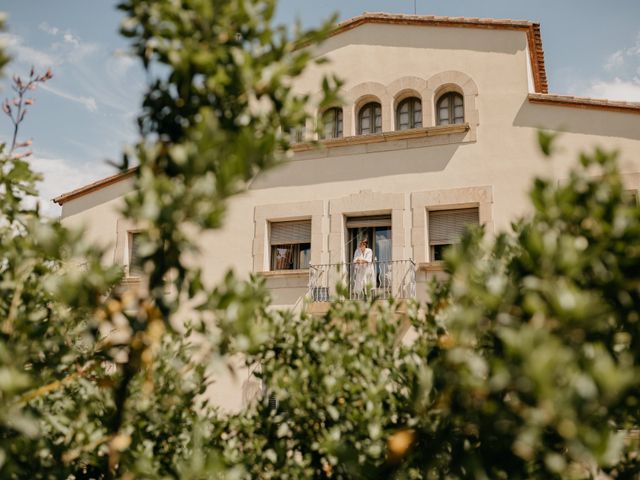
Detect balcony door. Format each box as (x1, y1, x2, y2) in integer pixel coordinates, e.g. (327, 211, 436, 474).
(346, 215, 392, 291)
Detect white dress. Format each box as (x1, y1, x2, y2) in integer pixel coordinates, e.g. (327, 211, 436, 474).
(352, 247, 374, 296)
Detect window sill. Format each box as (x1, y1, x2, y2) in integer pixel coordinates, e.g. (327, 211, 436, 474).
(417, 261, 446, 273)
(259, 269, 309, 278)
(291, 123, 469, 152)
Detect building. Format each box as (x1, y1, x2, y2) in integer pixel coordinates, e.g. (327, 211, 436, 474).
(53, 13, 640, 409)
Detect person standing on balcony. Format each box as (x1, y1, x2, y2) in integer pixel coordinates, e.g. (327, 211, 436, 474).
(353, 239, 374, 298)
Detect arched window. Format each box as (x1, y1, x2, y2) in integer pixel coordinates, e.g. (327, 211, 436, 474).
(321, 107, 343, 139)
(358, 102, 382, 135)
(396, 97, 422, 130)
(436, 92, 464, 125)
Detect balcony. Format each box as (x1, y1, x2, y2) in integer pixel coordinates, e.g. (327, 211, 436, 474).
(307, 260, 416, 303)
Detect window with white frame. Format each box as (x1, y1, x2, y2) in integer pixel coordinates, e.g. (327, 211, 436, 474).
(428, 207, 479, 261)
(128, 231, 144, 277)
(269, 220, 311, 271)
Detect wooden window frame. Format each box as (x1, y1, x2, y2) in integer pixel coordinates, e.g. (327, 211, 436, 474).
(396, 97, 422, 131)
(321, 107, 343, 139)
(436, 92, 464, 126)
(357, 102, 382, 135)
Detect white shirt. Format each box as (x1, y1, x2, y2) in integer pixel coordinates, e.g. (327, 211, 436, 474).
(353, 247, 373, 264)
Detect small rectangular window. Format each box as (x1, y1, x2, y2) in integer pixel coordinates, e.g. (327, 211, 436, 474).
(270, 220, 311, 270)
(128, 232, 144, 277)
(428, 208, 479, 261)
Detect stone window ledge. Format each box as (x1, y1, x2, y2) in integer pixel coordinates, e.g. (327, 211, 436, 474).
(292, 123, 470, 153)
(417, 261, 445, 273)
(259, 269, 309, 278)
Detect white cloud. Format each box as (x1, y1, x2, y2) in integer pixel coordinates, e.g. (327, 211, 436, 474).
(38, 22, 59, 36)
(584, 77, 640, 102)
(573, 31, 640, 102)
(62, 32, 79, 46)
(106, 52, 137, 80)
(605, 50, 624, 71)
(40, 83, 98, 112)
(28, 155, 113, 217)
(0, 32, 56, 68)
(1, 24, 99, 69)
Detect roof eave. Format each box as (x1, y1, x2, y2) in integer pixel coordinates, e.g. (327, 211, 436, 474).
(52, 167, 138, 205)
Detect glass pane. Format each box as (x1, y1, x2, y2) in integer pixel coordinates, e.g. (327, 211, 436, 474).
(360, 118, 370, 134)
(323, 123, 333, 139)
(438, 96, 450, 124)
(374, 228, 392, 263)
(413, 101, 422, 128)
(298, 243, 311, 269)
(454, 95, 463, 106)
(360, 105, 372, 134)
(397, 100, 409, 130)
(398, 111, 409, 130)
(374, 107, 382, 132)
(432, 244, 450, 261)
(271, 245, 294, 270)
(375, 227, 392, 290)
(454, 106, 464, 117)
(336, 109, 343, 137)
(322, 109, 335, 139)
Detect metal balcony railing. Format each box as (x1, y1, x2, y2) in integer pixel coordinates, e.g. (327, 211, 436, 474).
(308, 260, 416, 302)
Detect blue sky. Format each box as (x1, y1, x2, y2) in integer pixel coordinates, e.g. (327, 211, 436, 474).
(1, 0, 639, 215)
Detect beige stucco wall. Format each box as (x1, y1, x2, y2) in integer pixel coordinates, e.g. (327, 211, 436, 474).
(61, 22, 640, 297)
(58, 22, 640, 409)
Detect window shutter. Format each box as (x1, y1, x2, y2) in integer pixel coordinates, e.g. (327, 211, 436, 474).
(270, 220, 311, 245)
(429, 208, 479, 245)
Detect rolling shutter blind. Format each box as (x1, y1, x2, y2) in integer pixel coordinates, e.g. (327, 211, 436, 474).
(429, 208, 479, 246)
(270, 220, 311, 245)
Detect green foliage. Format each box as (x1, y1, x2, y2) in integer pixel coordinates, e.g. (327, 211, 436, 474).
(2, 1, 341, 478)
(213, 299, 423, 479)
(117, 0, 340, 300)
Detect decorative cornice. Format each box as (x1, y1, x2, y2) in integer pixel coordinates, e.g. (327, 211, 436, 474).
(292, 123, 470, 152)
